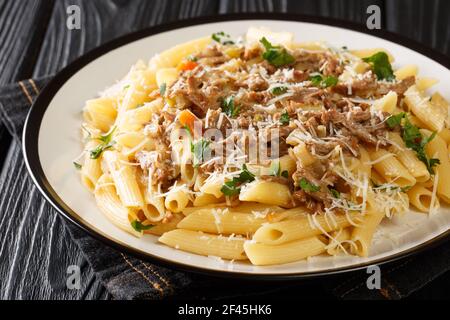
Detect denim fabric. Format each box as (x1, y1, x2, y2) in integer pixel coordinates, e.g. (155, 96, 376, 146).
(0, 76, 448, 300)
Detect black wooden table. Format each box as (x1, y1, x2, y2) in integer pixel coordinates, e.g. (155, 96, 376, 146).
(0, 0, 449, 300)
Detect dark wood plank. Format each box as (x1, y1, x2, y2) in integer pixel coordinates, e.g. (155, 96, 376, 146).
(1, 0, 220, 300)
(218, 0, 385, 24)
(385, 0, 450, 56)
(0, 0, 54, 84)
(0, 0, 54, 169)
(0, 141, 111, 299)
(34, 0, 218, 77)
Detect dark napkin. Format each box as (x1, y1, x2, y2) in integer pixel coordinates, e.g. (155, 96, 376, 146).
(1, 76, 449, 300)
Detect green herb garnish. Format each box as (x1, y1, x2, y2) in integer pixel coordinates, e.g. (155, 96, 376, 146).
(220, 164, 255, 196)
(298, 178, 320, 192)
(73, 162, 82, 170)
(222, 96, 240, 118)
(402, 117, 440, 174)
(386, 112, 406, 128)
(281, 170, 289, 179)
(280, 111, 290, 125)
(90, 127, 117, 159)
(260, 37, 295, 67)
(131, 220, 154, 232)
(309, 74, 338, 88)
(330, 188, 340, 198)
(362, 52, 395, 81)
(191, 139, 211, 167)
(271, 86, 288, 95)
(212, 32, 234, 45)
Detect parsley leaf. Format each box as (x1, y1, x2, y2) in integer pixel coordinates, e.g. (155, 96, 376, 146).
(309, 74, 338, 88)
(386, 112, 406, 128)
(330, 188, 340, 198)
(401, 117, 440, 174)
(222, 96, 240, 118)
(220, 164, 255, 196)
(280, 111, 290, 125)
(90, 127, 117, 159)
(221, 180, 241, 196)
(298, 178, 320, 192)
(97, 126, 116, 144)
(212, 32, 234, 45)
(281, 170, 289, 179)
(310, 74, 323, 86)
(271, 86, 288, 95)
(239, 164, 256, 183)
(191, 139, 211, 167)
(159, 83, 167, 96)
(130, 220, 154, 232)
(260, 37, 295, 67)
(322, 76, 338, 87)
(90, 142, 115, 159)
(362, 52, 395, 81)
(73, 162, 82, 170)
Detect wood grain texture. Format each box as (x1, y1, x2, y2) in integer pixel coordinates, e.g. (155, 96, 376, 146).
(0, 0, 449, 300)
(385, 0, 450, 56)
(0, 0, 53, 169)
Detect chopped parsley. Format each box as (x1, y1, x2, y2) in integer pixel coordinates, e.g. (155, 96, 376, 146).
(212, 32, 234, 45)
(386, 112, 406, 128)
(280, 111, 290, 125)
(401, 117, 440, 174)
(191, 139, 211, 168)
(362, 52, 395, 81)
(271, 86, 288, 95)
(281, 170, 289, 179)
(220, 164, 255, 196)
(123, 85, 130, 90)
(131, 220, 154, 232)
(222, 96, 240, 118)
(329, 188, 340, 198)
(90, 127, 117, 159)
(309, 74, 338, 88)
(73, 162, 82, 170)
(159, 83, 167, 96)
(298, 178, 320, 192)
(259, 37, 295, 67)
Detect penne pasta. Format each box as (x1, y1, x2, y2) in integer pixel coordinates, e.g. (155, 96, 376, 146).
(244, 236, 327, 266)
(159, 230, 247, 260)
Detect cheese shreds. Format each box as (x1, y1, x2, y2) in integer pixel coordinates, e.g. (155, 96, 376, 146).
(429, 172, 439, 216)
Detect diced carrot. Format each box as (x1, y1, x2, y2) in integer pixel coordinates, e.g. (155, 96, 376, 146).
(178, 60, 198, 71)
(178, 109, 200, 136)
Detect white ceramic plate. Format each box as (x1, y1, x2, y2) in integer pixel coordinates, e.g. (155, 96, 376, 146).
(23, 14, 450, 278)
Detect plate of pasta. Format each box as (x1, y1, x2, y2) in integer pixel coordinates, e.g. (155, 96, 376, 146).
(23, 14, 450, 277)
